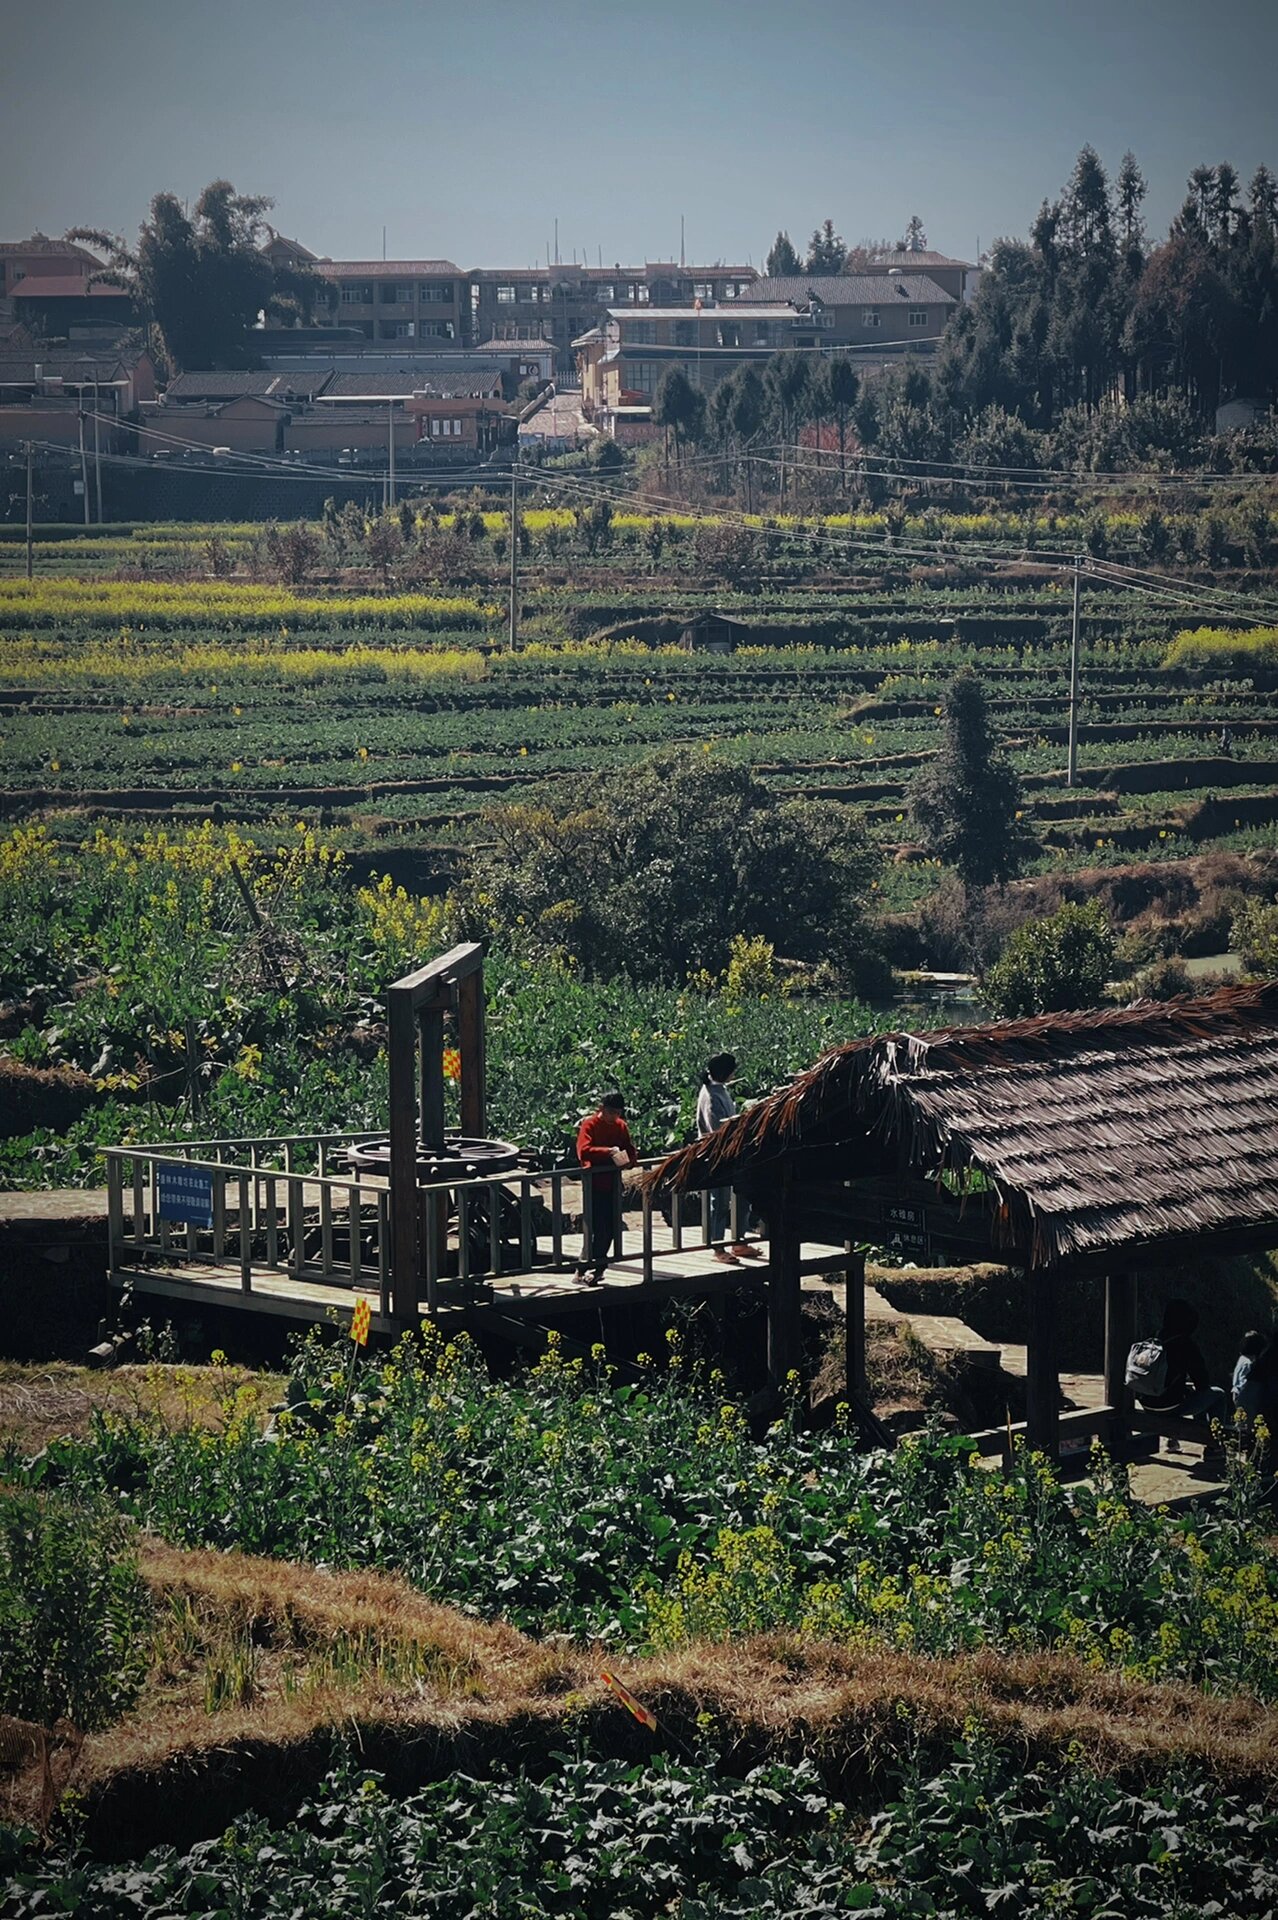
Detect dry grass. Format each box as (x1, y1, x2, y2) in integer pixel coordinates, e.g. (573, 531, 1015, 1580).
(0, 1361, 284, 1452)
(4, 1538, 1272, 1853)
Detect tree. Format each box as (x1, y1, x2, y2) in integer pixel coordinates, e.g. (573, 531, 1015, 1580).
(653, 367, 704, 468)
(806, 219, 847, 275)
(1115, 151, 1148, 270)
(70, 181, 308, 371)
(763, 351, 810, 497)
(984, 901, 1115, 1017)
(824, 358, 859, 488)
(899, 215, 928, 253)
(765, 231, 802, 277)
(458, 750, 882, 988)
(910, 669, 1028, 889)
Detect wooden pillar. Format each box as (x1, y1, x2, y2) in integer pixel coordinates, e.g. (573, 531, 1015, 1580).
(1025, 1266, 1060, 1460)
(1103, 1268, 1138, 1455)
(456, 969, 487, 1139)
(844, 1242, 867, 1403)
(387, 987, 419, 1329)
(766, 1170, 802, 1396)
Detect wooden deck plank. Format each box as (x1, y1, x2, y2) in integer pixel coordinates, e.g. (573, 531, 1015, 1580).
(110, 1234, 857, 1327)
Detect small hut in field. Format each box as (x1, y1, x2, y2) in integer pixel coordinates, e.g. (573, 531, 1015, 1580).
(649, 983, 1278, 1453)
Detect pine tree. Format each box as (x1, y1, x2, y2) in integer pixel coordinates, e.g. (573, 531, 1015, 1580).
(765, 231, 801, 277)
(806, 219, 847, 274)
(910, 669, 1028, 888)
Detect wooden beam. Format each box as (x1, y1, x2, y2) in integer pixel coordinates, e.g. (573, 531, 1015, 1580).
(766, 1171, 803, 1396)
(457, 968, 487, 1139)
(1025, 1266, 1060, 1458)
(1103, 1269, 1138, 1455)
(844, 1243, 866, 1402)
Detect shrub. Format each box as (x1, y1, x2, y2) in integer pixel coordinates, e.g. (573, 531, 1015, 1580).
(0, 1484, 149, 1730)
(984, 900, 1115, 1017)
(1232, 899, 1278, 977)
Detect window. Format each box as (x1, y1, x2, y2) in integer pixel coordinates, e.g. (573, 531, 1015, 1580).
(908, 308, 929, 328)
(394, 321, 416, 339)
(722, 281, 739, 299)
(596, 283, 614, 302)
(674, 320, 694, 347)
(429, 416, 465, 437)
(629, 320, 655, 343)
(496, 285, 516, 304)
(381, 283, 413, 303)
(693, 281, 714, 301)
(341, 284, 372, 304)
(418, 282, 454, 302)
(717, 322, 740, 348)
(517, 284, 539, 301)
(420, 321, 455, 339)
(630, 361, 657, 393)
(636, 283, 650, 303)
(862, 308, 881, 327)
(753, 322, 773, 346)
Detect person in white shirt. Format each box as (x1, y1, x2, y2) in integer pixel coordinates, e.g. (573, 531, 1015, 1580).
(695, 1051, 763, 1266)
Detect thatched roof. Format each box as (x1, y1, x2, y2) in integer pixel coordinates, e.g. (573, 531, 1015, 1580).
(650, 983, 1278, 1269)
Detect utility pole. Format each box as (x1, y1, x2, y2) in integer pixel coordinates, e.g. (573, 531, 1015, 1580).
(387, 400, 396, 511)
(78, 410, 90, 525)
(507, 456, 519, 651)
(25, 442, 34, 580)
(1067, 555, 1082, 788)
(91, 384, 103, 525)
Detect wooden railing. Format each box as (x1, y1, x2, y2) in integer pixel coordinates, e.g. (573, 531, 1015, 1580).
(105, 1137, 762, 1318)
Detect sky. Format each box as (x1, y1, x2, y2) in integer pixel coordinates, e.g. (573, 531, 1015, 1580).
(5, 0, 1277, 270)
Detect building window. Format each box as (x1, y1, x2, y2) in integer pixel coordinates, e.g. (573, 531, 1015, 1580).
(341, 284, 372, 304)
(693, 282, 714, 301)
(418, 282, 453, 302)
(722, 281, 740, 299)
(496, 285, 516, 304)
(629, 320, 655, 343)
(597, 283, 614, 302)
(429, 417, 465, 438)
(382, 284, 414, 304)
(394, 321, 416, 339)
(629, 361, 657, 394)
(518, 284, 539, 301)
(908, 309, 929, 327)
(717, 323, 740, 348)
(753, 322, 773, 346)
(636, 283, 650, 303)
(674, 320, 694, 347)
(862, 308, 881, 327)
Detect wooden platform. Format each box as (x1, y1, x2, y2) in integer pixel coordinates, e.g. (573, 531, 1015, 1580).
(109, 1221, 855, 1334)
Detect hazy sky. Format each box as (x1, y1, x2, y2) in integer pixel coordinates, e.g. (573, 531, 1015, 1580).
(5, 0, 1276, 269)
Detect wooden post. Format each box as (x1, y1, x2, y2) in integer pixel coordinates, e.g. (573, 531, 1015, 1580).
(1025, 1267, 1060, 1460)
(844, 1243, 867, 1403)
(1103, 1268, 1138, 1456)
(457, 968, 487, 1138)
(766, 1172, 802, 1398)
(387, 987, 418, 1329)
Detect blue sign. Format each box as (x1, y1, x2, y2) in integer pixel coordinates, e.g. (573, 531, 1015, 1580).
(157, 1162, 214, 1228)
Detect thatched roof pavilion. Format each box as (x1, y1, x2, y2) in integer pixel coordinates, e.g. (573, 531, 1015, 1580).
(650, 983, 1278, 1453)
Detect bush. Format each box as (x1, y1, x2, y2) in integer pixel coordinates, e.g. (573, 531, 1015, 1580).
(0, 1484, 149, 1730)
(1232, 898, 1278, 977)
(459, 749, 883, 990)
(984, 900, 1115, 1018)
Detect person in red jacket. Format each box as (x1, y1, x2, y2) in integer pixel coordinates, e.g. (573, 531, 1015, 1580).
(575, 1090, 638, 1285)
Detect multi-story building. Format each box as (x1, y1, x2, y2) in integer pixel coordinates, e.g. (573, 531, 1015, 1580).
(472, 263, 757, 374)
(0, 235, 134, 338)
(310, 260, 467, 347)
(857, 249, 975, 302)
(577, 303, 807, 415)
(738, 274, 956, 353)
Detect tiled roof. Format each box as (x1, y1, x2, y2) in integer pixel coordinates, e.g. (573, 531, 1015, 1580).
(12, 276, 127, 300)
(325, 369, 502, 397)
(0, 236, 100, 258)
(162, 372, 285, 401)
(315, 260, 460, 278)
(0, 349, 133, 383)
(741, 274, 955, 306)
(866, 249, 974, 269)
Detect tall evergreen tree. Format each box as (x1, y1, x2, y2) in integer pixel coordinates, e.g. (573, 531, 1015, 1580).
(910, 669, 1028, 889)
(900, 214, 928, 253)
(765, 231, 801, 277)
(806, 219, 847, 274)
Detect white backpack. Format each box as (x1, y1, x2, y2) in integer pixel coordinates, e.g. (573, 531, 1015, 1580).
(1125, 1338, 1168, 1397)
